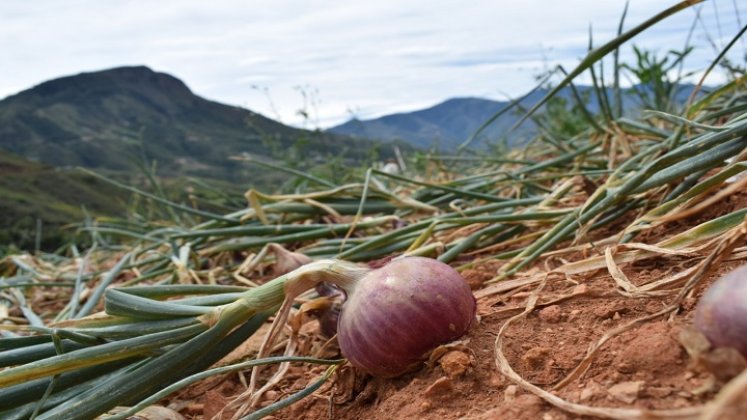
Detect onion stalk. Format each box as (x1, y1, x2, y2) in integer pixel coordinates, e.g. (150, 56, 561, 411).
(0, 257, 475, 419)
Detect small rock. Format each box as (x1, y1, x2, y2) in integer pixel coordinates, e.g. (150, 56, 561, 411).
(677, 326, 711, 359)
(579, 380, 603, 401)
(538, 305, 563, 323)
(504, 384, 518, 401)
(438, 350, 471, 378)
(424, 376, 453, 399)
(419, 401, 432, 411)
(607, 381, 644, 404)
(593, 304, 628, 319)
(522, 347, 551, 370)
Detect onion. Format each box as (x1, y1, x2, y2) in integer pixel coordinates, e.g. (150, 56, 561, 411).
(336, 256, 476, 377)
(694, 264, 747, 357)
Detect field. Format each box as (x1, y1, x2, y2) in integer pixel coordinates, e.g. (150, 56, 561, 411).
(1, 2, 746, 419)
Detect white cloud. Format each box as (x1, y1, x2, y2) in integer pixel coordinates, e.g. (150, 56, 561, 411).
(0, 0, 744, 127)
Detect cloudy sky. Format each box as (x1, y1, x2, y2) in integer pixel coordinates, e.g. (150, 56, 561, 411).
(1, 0, 744, 128)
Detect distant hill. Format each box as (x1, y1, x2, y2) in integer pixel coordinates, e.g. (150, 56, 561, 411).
(0, 66, 385, 182)
(328, 85, 698, 150)
(0, 66, 401, 251)
(330, 97, 536, 150)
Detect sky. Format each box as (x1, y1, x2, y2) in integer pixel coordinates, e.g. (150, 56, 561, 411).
(1, 0, 745, 128)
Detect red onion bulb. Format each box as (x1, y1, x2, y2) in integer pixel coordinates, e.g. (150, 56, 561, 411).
(336, 257, 476, 377)
(694, 264, 747, 357)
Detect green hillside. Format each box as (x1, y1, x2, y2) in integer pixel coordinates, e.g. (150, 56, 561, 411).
(0, 66, 386, 182)
(0, 151, 129, 251)
(0, 66, 399, 252)
(0, 149, 257, 253)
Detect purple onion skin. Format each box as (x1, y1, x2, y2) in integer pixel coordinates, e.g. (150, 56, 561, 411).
(337, 256, 476, 378)
(694, 264, 747, 357)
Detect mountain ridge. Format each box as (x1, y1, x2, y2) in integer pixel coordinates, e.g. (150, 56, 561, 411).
(0, 65, 384, 182)
(328, 84, 699, 150)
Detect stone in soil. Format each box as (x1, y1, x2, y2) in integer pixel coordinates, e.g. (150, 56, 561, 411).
(522, 347, 551, 370)
(613, 321, 684, 377)
(538, 305, 563, 323)
(438, 350, 472, 378)
(607, 380, 644, 404)
(424, 376, 453, 399)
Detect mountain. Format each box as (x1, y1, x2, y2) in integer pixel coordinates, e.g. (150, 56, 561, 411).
(329, 97, 535, 150)
(0, 66, 399, 252)
(328, 84, 699, 150)
(0, 66, 383, 182)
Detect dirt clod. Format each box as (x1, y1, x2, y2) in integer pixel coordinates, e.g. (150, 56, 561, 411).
(593, 303, 629, 319)
(578, 380, 605, 402)
(607, 380, 644, 404)
(504, 384, 518, 401)
(538, 305, 563, 323)
(521, 346, 551, 370)
(424, 376, 453, 399)
(438, 350, 472, 378)
(613, 322, 684, 377)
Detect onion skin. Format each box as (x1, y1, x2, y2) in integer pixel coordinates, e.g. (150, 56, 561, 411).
(694, 264, 747, 357)
(337, 256, 476, 378)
